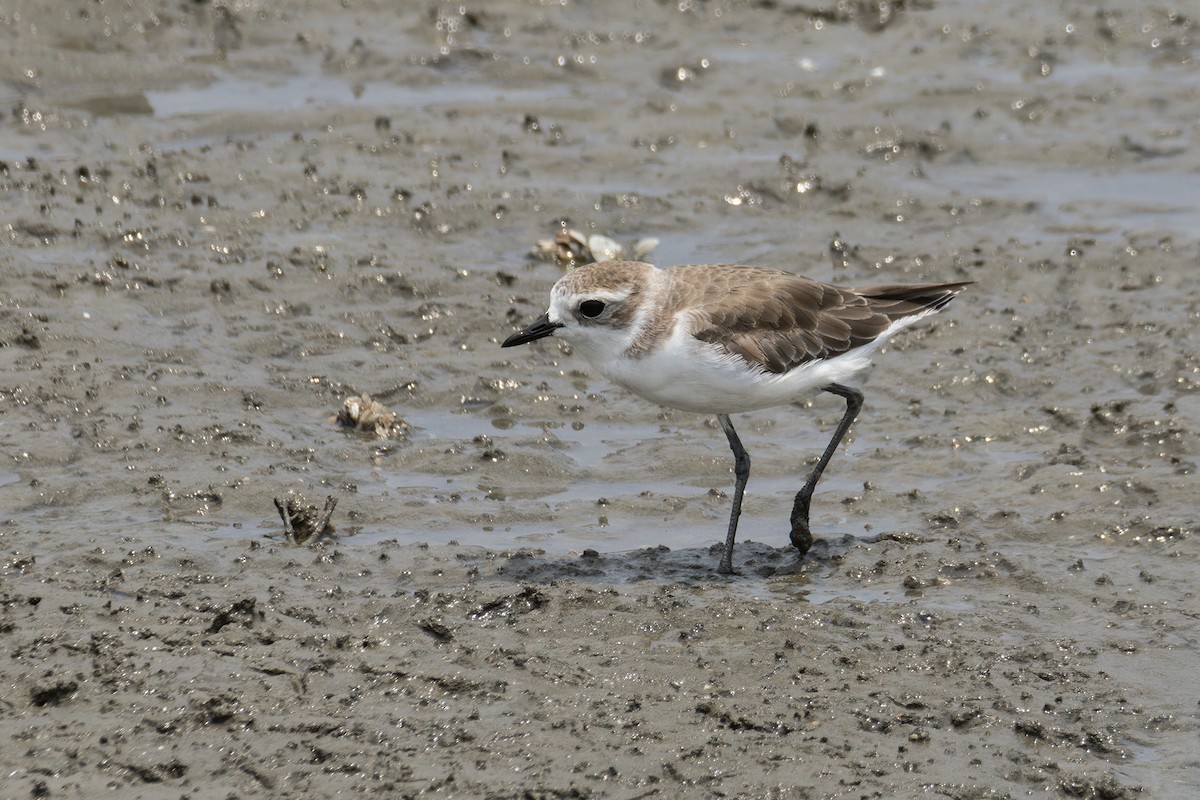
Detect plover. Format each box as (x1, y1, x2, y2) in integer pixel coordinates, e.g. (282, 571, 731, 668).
(502, 260, 969, 573)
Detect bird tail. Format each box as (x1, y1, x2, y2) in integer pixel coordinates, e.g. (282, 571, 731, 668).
(856, 281, 972, 319)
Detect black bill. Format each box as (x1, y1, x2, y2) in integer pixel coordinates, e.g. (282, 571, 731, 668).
(501, 313, 563, 347)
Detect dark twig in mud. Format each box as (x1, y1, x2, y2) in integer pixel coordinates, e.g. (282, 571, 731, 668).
(274, 495, 337, 545)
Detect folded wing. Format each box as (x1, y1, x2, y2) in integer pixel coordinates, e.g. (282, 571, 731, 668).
(679, 265, 970, 375)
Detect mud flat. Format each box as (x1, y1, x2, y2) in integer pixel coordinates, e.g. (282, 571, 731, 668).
(1, 1, 1196, 797)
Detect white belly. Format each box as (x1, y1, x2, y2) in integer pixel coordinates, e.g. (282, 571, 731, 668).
(586, 331, 875, 415)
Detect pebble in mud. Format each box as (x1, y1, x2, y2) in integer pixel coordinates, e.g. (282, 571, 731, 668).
(529, 226, 659, 269)
(332, 393, 409, 439)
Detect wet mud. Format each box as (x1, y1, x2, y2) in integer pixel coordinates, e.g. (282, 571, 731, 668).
(1, 1, 1197, 797)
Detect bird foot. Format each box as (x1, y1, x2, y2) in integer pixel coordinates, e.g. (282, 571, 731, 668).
(789, 508, 813, 557)
(717, 547, 735, 575)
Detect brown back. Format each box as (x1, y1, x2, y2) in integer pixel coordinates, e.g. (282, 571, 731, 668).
(676, 265, 969, 374)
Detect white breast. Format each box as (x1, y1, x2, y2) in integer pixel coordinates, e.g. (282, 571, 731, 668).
(582, 306, 937, 414)
(585, 327, 861, 414)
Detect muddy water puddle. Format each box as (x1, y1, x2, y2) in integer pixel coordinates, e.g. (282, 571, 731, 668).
(926, 164, 1200, 239)
(145, 66, 566, 119)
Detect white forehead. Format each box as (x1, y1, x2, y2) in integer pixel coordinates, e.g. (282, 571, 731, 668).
(550, 280, 633, 307)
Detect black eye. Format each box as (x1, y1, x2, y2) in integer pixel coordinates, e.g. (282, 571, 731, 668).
(578, 299, 606, 319)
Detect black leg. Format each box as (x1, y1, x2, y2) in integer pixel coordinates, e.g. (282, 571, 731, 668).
(716, 413, 750, 574)
(790, 383, 864, 555)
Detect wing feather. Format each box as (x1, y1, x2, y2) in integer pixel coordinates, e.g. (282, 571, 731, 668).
(674, 265, 968, 374)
